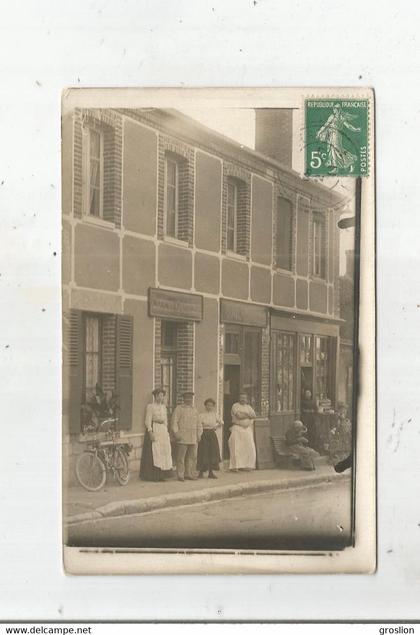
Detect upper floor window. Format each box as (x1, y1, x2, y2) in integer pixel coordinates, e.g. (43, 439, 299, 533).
(80, 119, 116, 224)
(275, 197, 293, 271)
(165, 156, 179, 238)
(227, 179, 238, 252)
(87, 128, 104, 218)
(313, 213, 327, 278)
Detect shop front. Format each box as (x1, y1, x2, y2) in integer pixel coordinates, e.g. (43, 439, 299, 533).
(220, 299, 270, 463)
(148, 287, 203, 416)
(270, 312, 339, 454)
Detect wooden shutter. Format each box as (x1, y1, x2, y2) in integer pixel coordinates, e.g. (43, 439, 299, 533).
(102, 127, 115, 224)
(68, 309, 84, 434)
(116, 314, 133, 430)
(81, 126, 89, 217)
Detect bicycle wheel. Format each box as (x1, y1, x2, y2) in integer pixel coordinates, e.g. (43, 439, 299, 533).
(113, 447, 130, 486)
(75, 451, 106, 492)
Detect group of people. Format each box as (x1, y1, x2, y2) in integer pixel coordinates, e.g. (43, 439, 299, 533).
(139, 386, 352, 481)
(140, 388, 257, 483)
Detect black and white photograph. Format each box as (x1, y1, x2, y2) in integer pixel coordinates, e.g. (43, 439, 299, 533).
(62, 88, 375, 574)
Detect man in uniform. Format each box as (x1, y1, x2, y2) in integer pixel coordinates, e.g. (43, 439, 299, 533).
(171, 391, 202, 482)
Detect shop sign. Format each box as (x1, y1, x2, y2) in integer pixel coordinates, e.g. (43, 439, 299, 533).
(220, 299, 267, 327)
(148, 288, 203, 321)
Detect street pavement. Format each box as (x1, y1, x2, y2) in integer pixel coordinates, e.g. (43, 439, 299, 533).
(65, 463, 347, 524)
(66, 477, 352, 551)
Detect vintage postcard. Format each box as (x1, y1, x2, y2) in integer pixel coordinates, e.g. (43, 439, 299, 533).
(62, 87, 375, 574)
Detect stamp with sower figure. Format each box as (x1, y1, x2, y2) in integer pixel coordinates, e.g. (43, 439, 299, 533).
(305, 99, 369, 177)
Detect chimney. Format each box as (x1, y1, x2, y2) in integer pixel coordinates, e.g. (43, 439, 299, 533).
(255, 108, 293, 168)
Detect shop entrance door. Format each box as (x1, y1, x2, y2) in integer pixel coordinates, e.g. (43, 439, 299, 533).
(223, 364, 240, 459)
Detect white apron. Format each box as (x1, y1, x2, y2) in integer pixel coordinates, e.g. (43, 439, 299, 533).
(151, 422, 173, 471)
(229, 424, 256, 469)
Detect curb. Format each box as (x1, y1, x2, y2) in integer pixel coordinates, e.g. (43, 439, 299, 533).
(65, 471, 350, 526)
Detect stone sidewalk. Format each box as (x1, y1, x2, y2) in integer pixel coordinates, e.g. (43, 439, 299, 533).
(64, 464, 350, 525)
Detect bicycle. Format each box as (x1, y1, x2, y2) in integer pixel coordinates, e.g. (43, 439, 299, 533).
(75, 417, 133, 492)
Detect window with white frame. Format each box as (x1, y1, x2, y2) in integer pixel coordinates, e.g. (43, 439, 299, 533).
(312, 213, 327, 278)
(86, 128, 104, 218)
(165, 157, 179, 238)
(227, 179, 238, 252)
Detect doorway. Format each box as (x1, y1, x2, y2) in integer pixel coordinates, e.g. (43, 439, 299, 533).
(223, 364, 240, 459)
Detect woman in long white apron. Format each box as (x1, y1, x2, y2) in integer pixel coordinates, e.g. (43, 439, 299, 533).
(229, 392, 257, 471)
(140, 388, 173, 482)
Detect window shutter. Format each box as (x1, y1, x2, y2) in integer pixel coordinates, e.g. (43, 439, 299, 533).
(81, 126, 89, 216)
(116, 314, 133, 430)
(68, 309, 84, 434)
(102, 128, 115, 224)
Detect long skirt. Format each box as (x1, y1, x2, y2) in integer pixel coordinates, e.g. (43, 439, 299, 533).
(301, 412, 317, 450)
(288, 444, 319, 470)
(140, 428, 173, 482)
(197, 429, 221, 472)
(229, 424, 256, 470)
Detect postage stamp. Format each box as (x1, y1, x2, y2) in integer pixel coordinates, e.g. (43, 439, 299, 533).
(305, 98, 369, 177)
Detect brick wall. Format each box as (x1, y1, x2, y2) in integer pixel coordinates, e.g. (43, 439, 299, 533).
(260, 324, 270, 417)
(222, 163, 251, 256)
(176, 322, 194, 400)
(218, 322, 225, 413)
(154, 318, 162, 388)
(157, 135, 195, 245)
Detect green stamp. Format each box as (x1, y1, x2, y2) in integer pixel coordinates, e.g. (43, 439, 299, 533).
(305, 99, 369, 177)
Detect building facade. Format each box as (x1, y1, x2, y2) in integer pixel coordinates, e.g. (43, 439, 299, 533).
(62, 107, 345, 477)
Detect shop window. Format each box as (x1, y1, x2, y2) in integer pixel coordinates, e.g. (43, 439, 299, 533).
(313, 213, 327, 278)
(315, 336, 330, 400)
(274, 332, 296, 413)
(300, 334, 312, 367)
(225, 331, 240, 354)
(67, 310, 133, 433)
(160, 321, 178, 415)
(275, 197, 293, 271)
(298, 333, 333, 403)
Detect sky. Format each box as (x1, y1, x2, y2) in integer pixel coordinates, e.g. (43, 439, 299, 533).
(180, 107, 355, 276)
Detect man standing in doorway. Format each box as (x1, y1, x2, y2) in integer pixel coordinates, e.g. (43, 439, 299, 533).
(171, 391, 202, 482)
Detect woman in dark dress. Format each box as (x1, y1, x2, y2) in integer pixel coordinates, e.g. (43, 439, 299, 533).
(197, 398, 223, 479)
(140, 388, 173, 482)
(300, 389, 319, 450)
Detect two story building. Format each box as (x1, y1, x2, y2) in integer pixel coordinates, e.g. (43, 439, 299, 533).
(62, 106, 345, 476)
